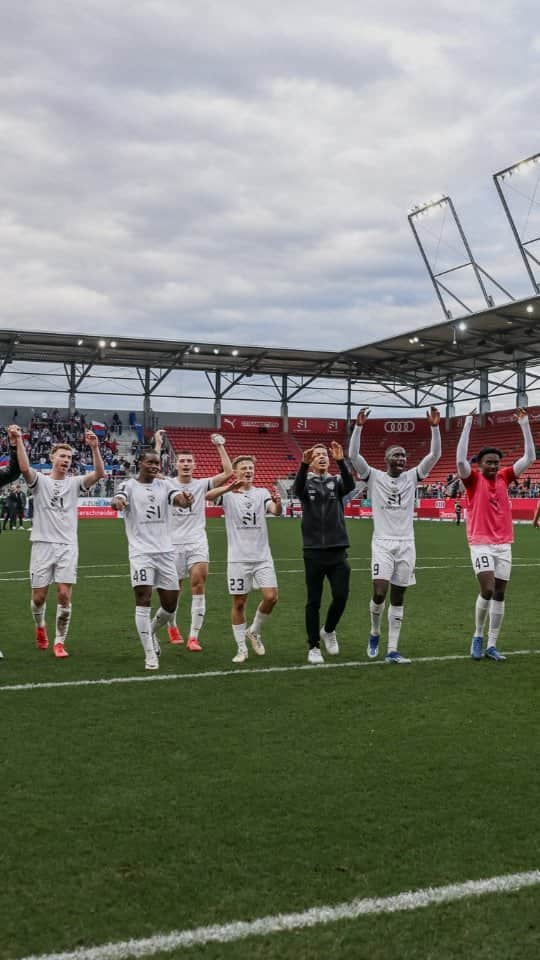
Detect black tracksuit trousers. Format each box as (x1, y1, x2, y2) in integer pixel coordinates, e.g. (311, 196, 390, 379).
(303, 547, 351, 648)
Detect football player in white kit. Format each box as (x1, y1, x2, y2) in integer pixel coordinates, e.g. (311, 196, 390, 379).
(18, 429, 105, 658)
(154, 430, 232, 651)
(349, 407, 441, 663)
(111, 450, 193, 670)
(207, 455, 282, 663)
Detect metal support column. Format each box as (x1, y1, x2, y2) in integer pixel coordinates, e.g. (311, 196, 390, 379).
(346, 378, 352, 433)
(479, 370, 490, 418)
(143, 368, 153, 432)
(445, 378, 455, 424)
(280, 375, 288, 432)
(516, 362, 528, 408)
(214, 371, 222, 429)
(68, 362, 77, 417)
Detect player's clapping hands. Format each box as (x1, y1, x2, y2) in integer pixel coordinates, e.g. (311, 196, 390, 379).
(426, 406, 441, 426)
(514, 407, 528, 421)
(329, 441, 344, 461)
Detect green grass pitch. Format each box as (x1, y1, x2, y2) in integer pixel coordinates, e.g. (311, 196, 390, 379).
(1, 517, 540, 959)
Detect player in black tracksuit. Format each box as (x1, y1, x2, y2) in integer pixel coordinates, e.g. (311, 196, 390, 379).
(292, 441, 356, 663)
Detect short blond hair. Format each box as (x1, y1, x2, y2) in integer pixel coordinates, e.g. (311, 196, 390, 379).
(51, 443, 73, 456)
(232, 455, 255, 469)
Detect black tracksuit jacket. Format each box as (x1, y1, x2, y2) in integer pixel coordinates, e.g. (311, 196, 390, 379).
(292, 459, 356, 550)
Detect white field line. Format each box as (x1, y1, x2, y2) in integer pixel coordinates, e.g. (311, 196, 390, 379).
(16, 869, 540, 960)
(0, 555, 537, 579)
(4, 561, 540, 583)
(1, 649, 539, 694)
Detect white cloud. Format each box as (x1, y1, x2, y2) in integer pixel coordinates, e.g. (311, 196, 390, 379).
(1, 0, 540, 406)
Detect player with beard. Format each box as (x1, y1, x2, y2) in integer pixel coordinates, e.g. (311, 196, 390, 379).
(154, 430, 232, 651)
(349, 407, 441, 663)
(207, 455, 281, 663)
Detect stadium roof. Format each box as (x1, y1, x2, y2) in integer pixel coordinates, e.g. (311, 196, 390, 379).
(1, 294, 540, 390)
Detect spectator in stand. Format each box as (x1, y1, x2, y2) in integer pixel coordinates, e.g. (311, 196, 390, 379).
(455, 501, 462, 526)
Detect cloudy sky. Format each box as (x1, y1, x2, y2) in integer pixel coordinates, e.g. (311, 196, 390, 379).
(2, 0, 540, 411)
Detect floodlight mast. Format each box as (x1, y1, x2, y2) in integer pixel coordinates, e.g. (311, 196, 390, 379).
(408, 194, 513, 320)
(493, 151, 540, 295)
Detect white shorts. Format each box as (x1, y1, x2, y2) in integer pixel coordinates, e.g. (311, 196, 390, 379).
(371, 538, 416, 587)
(173, 537, 209, 580)
(469, 543, 512, 582)
(129, 551, 179, 591)
(30, 541, 79, 588)
(227, 561, 278, 595)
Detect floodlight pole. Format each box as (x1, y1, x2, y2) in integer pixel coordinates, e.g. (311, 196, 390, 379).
(408, 195, 512, 320)
(493, 169, 540, 294)
(280, 374, 289, 432)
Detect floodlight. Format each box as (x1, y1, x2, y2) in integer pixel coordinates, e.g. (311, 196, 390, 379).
(527, 305, 534, 313)
(458, 321, 467, 331)
(232, 349, 239, 356)
(110, 341, 117, 348)
(77, 339, 84, 346)
(213, 348, 219, 355)
(98, 339, 106, 347)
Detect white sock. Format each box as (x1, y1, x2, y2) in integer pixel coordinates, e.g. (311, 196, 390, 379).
(232, 622, 247, 649)
(55, 604, 72, 644)
(487, 600, 505, 646)
(31, 600, 46, 627)
(369, 599, 385, 636)
(151, 606, 174, 632)
(190, 595, 206, 639)
(249, 606, 269, 636)
(170, 603, 179, 628)
(387, 605, 404, 653)
(135, 605, 153, 655)
(474, 595, 490, 636)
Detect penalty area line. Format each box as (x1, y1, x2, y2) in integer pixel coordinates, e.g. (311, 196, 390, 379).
(15, 869, 540, 960)
(1, 649, 539, 694)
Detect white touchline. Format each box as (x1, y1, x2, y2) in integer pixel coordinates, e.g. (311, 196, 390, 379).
(15, 869, 540, 960)
(1, 650, 538, 695)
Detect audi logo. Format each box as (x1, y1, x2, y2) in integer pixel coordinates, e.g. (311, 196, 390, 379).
(384, 421, 415, 433)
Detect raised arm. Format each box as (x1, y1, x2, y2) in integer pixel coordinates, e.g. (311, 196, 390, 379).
(292, 448, 316, 499)
(209, 434, 233, 487)
(456, 412, 474, 480)
(512, 408, 535, 478)
(82, 431, 106, 489)
(348, 409, 371, 479)
(416, 407, 442, 479)
(329, 442, 356, 496)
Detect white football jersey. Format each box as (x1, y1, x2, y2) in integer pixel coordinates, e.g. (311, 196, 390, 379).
(29, 473, 86, 544)
(116, 477, 178, 556)
(169, 477, 212, 544)
(222, 486, 273, 563)
(366, 467, 419, 541)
